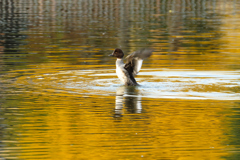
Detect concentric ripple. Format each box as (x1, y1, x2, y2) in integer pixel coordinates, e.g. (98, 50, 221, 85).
(13, 68, 240, 100)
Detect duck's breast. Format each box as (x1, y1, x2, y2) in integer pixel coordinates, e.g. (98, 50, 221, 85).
(116, 65, 128, 84)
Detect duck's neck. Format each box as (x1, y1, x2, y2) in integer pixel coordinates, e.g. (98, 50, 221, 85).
(116, 58, 123, 63)
(116, 58, 124, 66)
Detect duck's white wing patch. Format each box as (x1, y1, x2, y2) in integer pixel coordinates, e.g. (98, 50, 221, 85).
(124, 48, 153, 77)
(132, 59, 143, 77)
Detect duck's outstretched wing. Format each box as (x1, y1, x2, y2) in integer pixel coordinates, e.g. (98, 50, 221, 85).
(124, 48, 153, 77)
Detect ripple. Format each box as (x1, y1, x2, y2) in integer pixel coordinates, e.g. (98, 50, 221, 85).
(13, 69, 240, 100)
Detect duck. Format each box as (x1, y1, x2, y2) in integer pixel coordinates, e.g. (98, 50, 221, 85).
(109, 48, 153, 86)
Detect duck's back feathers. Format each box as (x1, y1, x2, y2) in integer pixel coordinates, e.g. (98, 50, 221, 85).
(124, 48, 153, 77)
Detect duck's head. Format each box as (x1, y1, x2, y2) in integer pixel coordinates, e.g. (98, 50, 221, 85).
(109, 48, 124, 58)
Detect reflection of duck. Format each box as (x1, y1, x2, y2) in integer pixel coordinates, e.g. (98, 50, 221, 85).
(109, 48, 153, 86)
(114, 86, 142, 117)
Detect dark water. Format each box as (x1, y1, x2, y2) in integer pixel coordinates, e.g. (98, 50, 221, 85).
(0, 0, 240, 159)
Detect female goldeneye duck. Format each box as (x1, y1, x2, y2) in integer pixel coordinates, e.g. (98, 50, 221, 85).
(109, 48, 153, 86)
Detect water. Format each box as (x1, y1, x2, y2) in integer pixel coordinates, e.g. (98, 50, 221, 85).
(0, 0, 240, 159)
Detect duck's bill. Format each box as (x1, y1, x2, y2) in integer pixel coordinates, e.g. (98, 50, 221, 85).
(108, 54, 113, 56)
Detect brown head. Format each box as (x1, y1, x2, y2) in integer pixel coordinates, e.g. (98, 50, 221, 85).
(109, 48, 124, 58)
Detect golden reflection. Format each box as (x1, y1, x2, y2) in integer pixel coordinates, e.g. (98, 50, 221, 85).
(3, 91, 236, 160)
(1, 0, 240, 159)
(2, 67, 238, 159)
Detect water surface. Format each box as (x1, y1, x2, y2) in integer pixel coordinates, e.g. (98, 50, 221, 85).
(0, 0, 240, 159)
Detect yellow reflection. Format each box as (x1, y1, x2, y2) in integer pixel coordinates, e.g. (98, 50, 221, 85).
(9, 91, 234, 160)
(2, 0, 240, 159)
